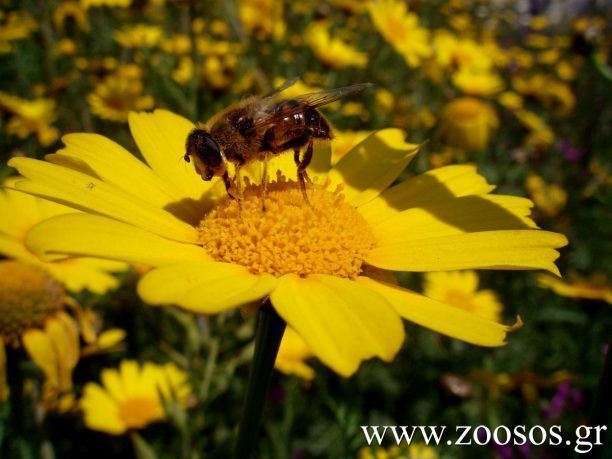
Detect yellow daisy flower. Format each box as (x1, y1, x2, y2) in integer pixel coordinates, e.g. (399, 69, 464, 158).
(239, 0, 285, 40)
(514, 109, 555, 148)
(0, 178, 125, 294)
(22, 311, 80, 412)
(0, 179, 126, 409)
(0, 92, 59, 146)
(0, 11, 37, 54)
(275, 327, 314, 380)
(113, 24, 164, 49)
(525, 175, 567, 218)
(537, 273, 612, 304)
(438, 97, 499, 151)
(368, 0, 432, 67)
(81, 0, 132, 8)
(424, 271, 503, 323)
(304, 22, 367, 69)
(87, 74, 154, 122)
(80, 360, 191, 435)
(452, 69, 505, 96)
(53, 1, 89, 32)
(8, 110, 567, 376)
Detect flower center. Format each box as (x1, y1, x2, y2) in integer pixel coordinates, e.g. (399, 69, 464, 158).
(0, 261, 64, 347)
(198, 176, 376, 278)
(117, 396, 163, 429)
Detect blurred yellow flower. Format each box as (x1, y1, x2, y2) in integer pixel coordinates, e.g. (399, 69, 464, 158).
(0, 261, 64, 348)
(514, 110, 554, 148)
(305, 22, 367, 69)
(0, 11, 37, 54)
(272, 77, 324, 100)
(538, 48, 560, 65)
(172, 57, 194, 85)
(0, 92, 59, 146)
(0, 178, 126, 293)
(525, 175, 567, 217)
(80, 360, 191, 434)
(9, 111, 567, 376)
(88, 74, 154, 122)
(359, 443, 439, 459)
(556, 60, 577, 81)
(497, 91, 524, 111)
(537, 273, 612, 304)
(23, 311, 79, 412)
(161, 34, 192, 55)
(525, 33, 550, 49)
(53, 1, 89, 32)
(56, 38, 78, 56)
(452, 69, 504, 96)
(81, 0, 131, 8)
(369, 0, 431, 67)
(202, 55, 236, 90)
(428, 147, 456, 168)
(239, 0, 285, 40)
(513, 74, 575, 116)
(275, 327, 314, 380)
(424, 271, 503, 323)
(433, 31, 493, 72)
(530, 15, 549, 31)
(438, 97, 499, 151)
(114, 24, 164, 48)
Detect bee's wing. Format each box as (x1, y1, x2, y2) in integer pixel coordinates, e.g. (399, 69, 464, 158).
(290, 83, 373, 108)
(250, 83, 373, 129)
(262, 77, 300, 99)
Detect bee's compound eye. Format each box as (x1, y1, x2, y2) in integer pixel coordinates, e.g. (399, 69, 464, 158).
(184, 153, 191, 163)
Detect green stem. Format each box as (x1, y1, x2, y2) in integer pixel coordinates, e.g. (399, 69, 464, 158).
(6, 347, 24, 434)
(232, 302, 286, 459)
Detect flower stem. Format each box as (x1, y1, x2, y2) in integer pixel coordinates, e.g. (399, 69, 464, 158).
(232, 302, 286, 459)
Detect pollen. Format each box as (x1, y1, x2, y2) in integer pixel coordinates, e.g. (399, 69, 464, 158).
(0, 261, 64, 347)
(198, 175, 377, 278)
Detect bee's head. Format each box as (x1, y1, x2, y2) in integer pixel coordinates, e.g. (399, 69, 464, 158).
(185, 128, 225, 181)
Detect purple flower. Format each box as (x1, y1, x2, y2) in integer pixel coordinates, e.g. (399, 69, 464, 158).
(558, 138, 583, 163)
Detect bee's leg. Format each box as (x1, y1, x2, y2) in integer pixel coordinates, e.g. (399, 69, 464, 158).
(261, 153, 270, 211)
(234, 165, 243, 211)
(222, 170, 235, 199)
(297, 140, 314, 204)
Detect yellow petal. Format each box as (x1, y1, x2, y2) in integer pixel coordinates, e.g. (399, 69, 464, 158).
(137, 261, 277, 313)
(8, 158, 199, 244)
(327, 129, 419, 206)
(128, 110, 210, 201)
(96, 329, 126, 350)
(48, 133, 202, 224)
(26, 213, 208, 266)
(368, 229, 567, 275)
(269, 274, 404, 377)
(370, 195, 536, 244)
(358, 164, 496, 223)
(23, 329, 58, 384)
(357, 277, 509, 346)
(81, 383, 125, 435)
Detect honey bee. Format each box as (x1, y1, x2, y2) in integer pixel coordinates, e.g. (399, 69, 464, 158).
(184, 79, 371, 205)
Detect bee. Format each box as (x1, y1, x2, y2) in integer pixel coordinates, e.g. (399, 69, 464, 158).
(184, 79, 371, 205)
